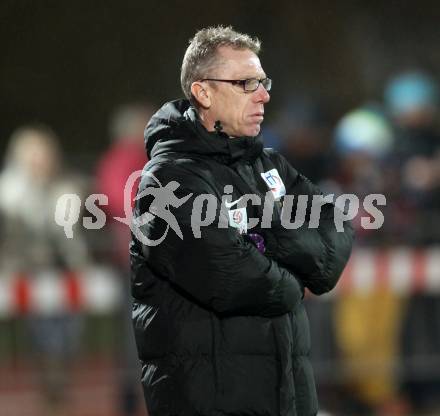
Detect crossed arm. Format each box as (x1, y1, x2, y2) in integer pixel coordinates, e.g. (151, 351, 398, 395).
(134, 158, 354, 318)
(261, 152, 355, 294)
(133, 163, 305, 318)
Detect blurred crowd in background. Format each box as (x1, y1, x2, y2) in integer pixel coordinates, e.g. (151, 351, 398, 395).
(1, 57, 440, 416)
(268, 69, 440, 416)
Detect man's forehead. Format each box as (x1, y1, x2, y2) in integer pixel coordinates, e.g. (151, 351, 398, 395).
(215, 46, 265, 78)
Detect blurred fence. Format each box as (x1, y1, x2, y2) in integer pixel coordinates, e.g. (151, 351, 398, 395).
(0, 265, 145, 416)
(1, 248, 439, 319)
(324, 247, 440, 296)
(0, 266, 122, 317)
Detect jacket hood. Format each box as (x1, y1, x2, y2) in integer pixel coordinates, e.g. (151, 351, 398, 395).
(144, 99, 264, 165)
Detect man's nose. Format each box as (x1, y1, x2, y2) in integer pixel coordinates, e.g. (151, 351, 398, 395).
(254, 84, 270, 103)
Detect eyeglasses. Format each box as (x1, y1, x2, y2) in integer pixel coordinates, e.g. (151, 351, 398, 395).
(200, 77, 272, 92)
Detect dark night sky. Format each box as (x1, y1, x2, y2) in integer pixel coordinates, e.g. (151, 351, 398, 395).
(1, 0, 439, 168)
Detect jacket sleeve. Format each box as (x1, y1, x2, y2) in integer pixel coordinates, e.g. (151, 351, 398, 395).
(262, 152, 355, 295)
(132, 163, 304, 317)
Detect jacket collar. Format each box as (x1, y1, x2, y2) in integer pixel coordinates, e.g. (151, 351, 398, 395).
(145, 99, 263, 165)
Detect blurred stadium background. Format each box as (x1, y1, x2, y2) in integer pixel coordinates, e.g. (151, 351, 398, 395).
(1, 1, 440, 415)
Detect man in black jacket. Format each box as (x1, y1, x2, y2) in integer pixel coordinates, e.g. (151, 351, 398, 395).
(130, 26, 354, 416)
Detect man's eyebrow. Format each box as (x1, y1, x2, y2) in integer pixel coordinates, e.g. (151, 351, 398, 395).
(235, 73, 267, 79)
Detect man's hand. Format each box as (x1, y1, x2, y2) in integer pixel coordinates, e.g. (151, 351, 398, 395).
(243, 232, 266, 254)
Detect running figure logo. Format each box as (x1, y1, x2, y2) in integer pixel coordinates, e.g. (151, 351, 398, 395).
(115, 170, 192, 246)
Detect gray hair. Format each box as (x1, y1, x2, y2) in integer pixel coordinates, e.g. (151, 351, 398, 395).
(180, 26, 261, 102)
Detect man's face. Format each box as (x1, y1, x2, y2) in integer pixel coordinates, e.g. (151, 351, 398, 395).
(203, 46, 270, 137)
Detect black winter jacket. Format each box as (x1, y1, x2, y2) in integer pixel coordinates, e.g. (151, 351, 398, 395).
(130, 100, 354, 416)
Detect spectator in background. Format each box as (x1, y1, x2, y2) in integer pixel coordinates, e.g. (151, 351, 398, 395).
(385, 70, 440, 413)
(95, 102, 152, 416)
(333, 106, 395, 245)
(385, 70, 440, 245)
(269, 97, 333, 185)
(0, 125, 89, 416)
(331, 107, 406, 415)
(96, 103, 153, 266)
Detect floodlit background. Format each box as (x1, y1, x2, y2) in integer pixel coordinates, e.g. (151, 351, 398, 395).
(1, 1, 440, 415)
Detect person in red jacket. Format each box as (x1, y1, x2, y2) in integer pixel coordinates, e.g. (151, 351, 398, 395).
(95, 102, 153, 416)
(96, 103, 153, 266)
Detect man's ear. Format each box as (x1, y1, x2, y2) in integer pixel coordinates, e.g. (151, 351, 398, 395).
(191, 81, 211, 108)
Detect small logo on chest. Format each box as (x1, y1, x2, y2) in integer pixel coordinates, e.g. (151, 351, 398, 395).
(261, 169, 286, 200)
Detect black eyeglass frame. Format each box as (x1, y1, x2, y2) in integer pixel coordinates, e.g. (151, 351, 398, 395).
(200, 77, 272, 92)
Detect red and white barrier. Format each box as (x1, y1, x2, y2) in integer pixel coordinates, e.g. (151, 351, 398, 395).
(1, 249, 440, 317)
(326, 247, 440, 297)
(0, 266, 123, 318)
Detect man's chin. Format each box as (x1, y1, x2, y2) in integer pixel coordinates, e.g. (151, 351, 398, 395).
(247, 124, 261, 137)
(230, 124, 261, 138)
